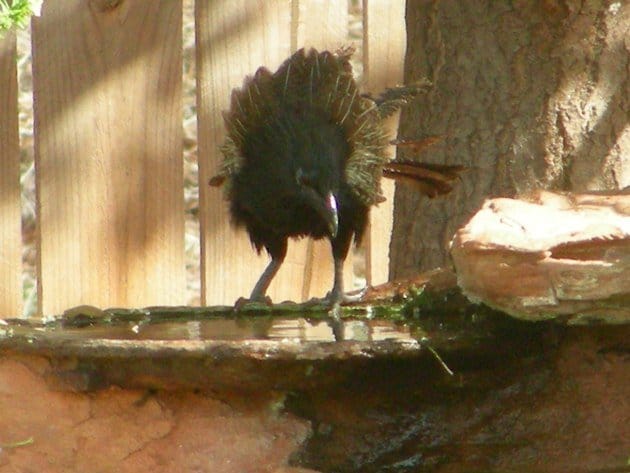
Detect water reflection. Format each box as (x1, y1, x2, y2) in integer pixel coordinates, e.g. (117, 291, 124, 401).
(27, 316, 417, 344)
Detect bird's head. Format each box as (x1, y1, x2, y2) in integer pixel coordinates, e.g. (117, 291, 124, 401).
(295, 167, 338, 238)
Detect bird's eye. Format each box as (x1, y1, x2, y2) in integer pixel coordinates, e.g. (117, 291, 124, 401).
(296, 168, 313, 187)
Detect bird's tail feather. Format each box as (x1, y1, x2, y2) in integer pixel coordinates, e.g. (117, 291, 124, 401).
(382, 161, 465, 198)
(371, 79, 432, 119)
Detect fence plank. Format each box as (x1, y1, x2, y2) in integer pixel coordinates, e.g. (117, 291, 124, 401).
(196, 0, 293, 305)
(198, 0, 358, 304)
(32, 0, 185, 315)
(295, 0, 348, 51)
(363, 0, 406, 286)
(295, 0, 355, 299)
(0, 31, 22, 317)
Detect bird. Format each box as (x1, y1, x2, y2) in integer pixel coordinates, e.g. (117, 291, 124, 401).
(210, 47, 463, 307)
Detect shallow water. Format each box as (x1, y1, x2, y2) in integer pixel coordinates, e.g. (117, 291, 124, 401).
(26, 316, 418, 344)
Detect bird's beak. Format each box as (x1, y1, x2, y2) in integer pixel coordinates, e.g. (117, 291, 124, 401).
(326, 192, 339, 239)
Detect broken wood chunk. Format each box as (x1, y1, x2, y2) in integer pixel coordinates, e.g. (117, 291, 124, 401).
(450, 190, 630, 324)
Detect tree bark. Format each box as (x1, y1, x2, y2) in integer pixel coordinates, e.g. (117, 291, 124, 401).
(390, 0, 629, 279)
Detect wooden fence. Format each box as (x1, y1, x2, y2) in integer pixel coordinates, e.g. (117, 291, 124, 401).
(0, 0, 406, 317)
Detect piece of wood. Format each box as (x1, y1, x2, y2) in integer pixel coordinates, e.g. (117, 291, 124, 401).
(0, 31, 22, 317)
(450, 190, 630, 323)
(362, 0, 406, 286)
(32, 0, 185, 315)
(196, 0, 292, 305)
(295, 0, 352, 300)
(294, 0, 348, 52)
(198, 1, 354, 304)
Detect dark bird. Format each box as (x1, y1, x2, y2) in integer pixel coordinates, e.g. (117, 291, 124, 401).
(210, 47, 463, 306)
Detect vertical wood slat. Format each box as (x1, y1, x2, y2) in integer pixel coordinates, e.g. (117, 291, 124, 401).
(0, 31, 23, 317)
(198, 0, 354, 304)
(32, 0, 185, 315)
(196, 0, 292, 305)
(295, 0, 354, 300)
(363, 0, 406, 286)
(295, 0, 348, 51)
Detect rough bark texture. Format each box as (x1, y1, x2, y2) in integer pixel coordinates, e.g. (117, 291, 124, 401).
(391, 0, 630, 278)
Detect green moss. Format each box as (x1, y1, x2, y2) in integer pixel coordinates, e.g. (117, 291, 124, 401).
(0, 0, 35, 32)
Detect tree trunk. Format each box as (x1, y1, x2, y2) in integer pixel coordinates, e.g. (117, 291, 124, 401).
(390, 0, 629, 279)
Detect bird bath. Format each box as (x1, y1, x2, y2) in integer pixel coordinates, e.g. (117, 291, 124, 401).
(1, 286, 628, 472)
(0, 297, 529, 393)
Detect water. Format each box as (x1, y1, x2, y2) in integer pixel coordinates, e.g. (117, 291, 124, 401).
(28, 316, 418, 344)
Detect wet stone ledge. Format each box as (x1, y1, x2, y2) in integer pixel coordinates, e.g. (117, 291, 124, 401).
(0, 294, 540, 393)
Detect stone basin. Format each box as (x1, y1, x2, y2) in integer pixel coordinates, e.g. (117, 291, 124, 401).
(1, 297, 628, 472)
(0, 302, 538, 393)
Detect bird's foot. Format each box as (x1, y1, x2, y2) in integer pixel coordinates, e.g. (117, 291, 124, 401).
(234, 295, 273, 312)
(305, 286, 368, 308)
(337, 286, 368, 304)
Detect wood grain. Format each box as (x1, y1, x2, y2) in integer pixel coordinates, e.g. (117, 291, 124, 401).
(196, 0, 292, 305)
(0, 31, 22, 317)
(198, 0, 355, 304)
(363, 0, 406, 286)
(451, 191, 630, 323)
(295, 0, 352, 300)
(32, 0, 185, 315)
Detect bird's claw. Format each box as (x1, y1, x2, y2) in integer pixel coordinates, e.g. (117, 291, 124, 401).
(305, 285, 368, 307)
(234, 296, 273, 312)
(337, 286, 368, 303)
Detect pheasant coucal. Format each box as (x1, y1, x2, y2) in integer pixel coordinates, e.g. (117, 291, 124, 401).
(210, 47, 463, 306)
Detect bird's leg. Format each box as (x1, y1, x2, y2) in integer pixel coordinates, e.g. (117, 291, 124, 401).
(234, 258, 282, 310)
(329, 255, 345, 303)
(249, 256, 283, 302)
(235, 239, 287, 310)
(329, 255, 366, 304)
(315, 256, 366, 318)
(305, 237, 365, 309)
